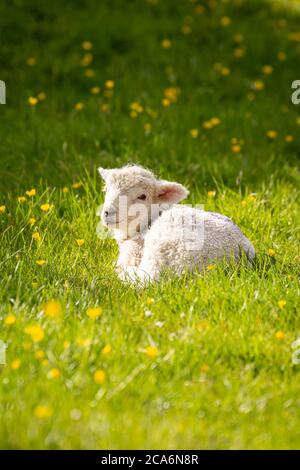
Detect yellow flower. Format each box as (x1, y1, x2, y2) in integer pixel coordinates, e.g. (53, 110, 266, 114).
(182, 25, 192, 35)
(32, 232, 41, 241)
(231, 144, 242, 153)
(144, 123, 152, 133)
(190, 129, 199, 138)
(48, 368, 61, 379)
(285, 135, 294, 142)
(74, 102, 84, 110)
(207, 264, 215, 270)
(234, 47, 246, 58)
(63, 340, 70, 349)
(275, 331, 285, 341)
(40, 203, 52, 212)
(161, 38, 171, 49)
(266, 130, 278, 139)
(43, 300, 62, 319)
(194, 4, 205, 14)
(101, 104, 109, 113)
(26, 57, 36, 66)
(277, 51, 286, 61)
(0, 205, 6, 213)
(4, 314, 16, 326)
(102, 344, 112, 355)
(130, 102, 144, 113)
(28, 96, 38, 106)
(90, 86, 100, 94)
(11, 359, 21, 370)
(105, 80, 114, 89)
(81, 53, 93, 66)
(220, 67, 230, 76)
(146, 297, 154, 305)
(76, 239, 85, 247)
(76, 337, 91, 348)
(35, 349, 45, 360)
(82, 40, 93, 50)
(211, 117, 221, 126)
(145, 345, 158, 359)
(164, 87, 180, 103)
(84, 68, 95, 77)
(262, 65, 273, 75)
(25, 324, 44, 342)
(87, 307, 102, 318)
(37, 92, 46, 101)
(28, 217, 36, 225)
(253, 80, 265, 91)
(18, 196, 27, 203)
(203, 117, 221, 129)
(234, 34, 244, 43)
(268, 248, 276, 256)
(161, 98, 170, 107)
(26, 188, 36, 197)
(72, 182, 83, 189)
(207, 190, 216, 198)
(36, 259, 46, 266)
(203, 120, 213, 129)
(131, 102, 144, 112)
(278, 300, 287, 309)
(288, 32, 300, 42)
(62, 187, 69, 193)
(220, 16, 231, 27)
(34, 405, 52, 418)
(94, 369, 106, 384)
(196, 320, 210, 331)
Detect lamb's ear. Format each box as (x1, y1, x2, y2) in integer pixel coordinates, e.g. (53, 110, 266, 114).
(98, 167, 112, 181)
(157, 180, 189, 203)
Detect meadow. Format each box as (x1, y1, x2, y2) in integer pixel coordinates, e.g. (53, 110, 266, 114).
(0, 0, 300, 449)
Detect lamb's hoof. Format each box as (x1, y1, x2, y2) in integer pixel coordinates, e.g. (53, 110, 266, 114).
(119, 267, 151, 287)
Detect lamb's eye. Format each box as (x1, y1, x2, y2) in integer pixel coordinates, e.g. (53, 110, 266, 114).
(137, 194, 146, 200)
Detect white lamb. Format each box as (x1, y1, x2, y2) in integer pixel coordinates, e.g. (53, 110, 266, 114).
(98, 164, 255, 283)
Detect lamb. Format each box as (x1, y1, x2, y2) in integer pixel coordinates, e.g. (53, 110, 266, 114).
(98, 164, 255, 283)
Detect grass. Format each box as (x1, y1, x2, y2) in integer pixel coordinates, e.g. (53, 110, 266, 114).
(0, 0, 300, 449)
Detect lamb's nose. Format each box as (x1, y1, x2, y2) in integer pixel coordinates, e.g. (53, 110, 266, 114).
(104, 211, 109, 217)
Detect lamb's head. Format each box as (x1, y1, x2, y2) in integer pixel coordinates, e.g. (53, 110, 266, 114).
(98, 164, 189, 238)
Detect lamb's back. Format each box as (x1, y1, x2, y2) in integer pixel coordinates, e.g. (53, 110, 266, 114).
(142, 205, 254, 269)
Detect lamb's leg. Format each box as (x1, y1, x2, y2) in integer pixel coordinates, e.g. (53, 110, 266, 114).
(134, 250, 163, 283)
(116, 237, 144, 280)
(118, 266, 152, 285)
(117, 238, 163, 285)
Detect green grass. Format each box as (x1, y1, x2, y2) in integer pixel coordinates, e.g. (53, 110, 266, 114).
(0, 0, 300, 449)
